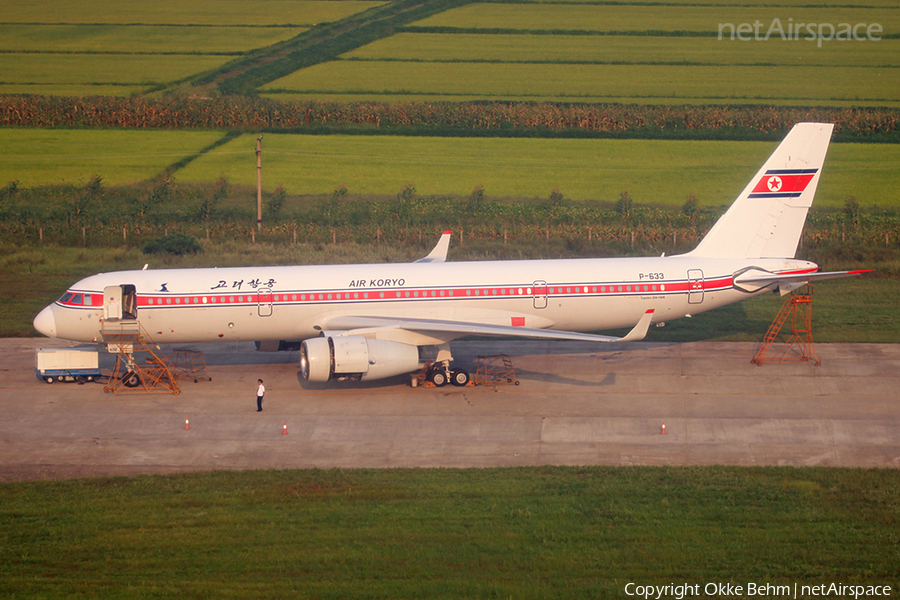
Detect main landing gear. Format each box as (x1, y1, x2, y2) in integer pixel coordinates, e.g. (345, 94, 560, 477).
(426, 363, 470, 387)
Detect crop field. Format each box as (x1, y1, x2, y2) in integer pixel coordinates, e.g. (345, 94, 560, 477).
(262, 61, 900, 105)
(0, 54, 231, 97)
(0, 129, 226, 187)
(412, 4, 900, 34)
(263, 1, 900, 104)
(345, 33, 899, 68)
(3, 0, 383, 26)
(133, 133, 900, 207)
(0, 0, 383, 96)
(0, 25, 307, 55)
(3, 129, 899, 207)
(1, 0, 896, 104)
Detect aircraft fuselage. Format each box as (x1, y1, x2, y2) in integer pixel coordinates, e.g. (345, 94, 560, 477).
(35, 255, 816, 345)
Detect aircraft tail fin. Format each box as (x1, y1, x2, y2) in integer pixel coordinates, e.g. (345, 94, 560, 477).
(688, 122, 834, 259)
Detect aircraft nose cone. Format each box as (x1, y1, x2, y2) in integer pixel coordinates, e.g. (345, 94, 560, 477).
(33, 306, 57, 337)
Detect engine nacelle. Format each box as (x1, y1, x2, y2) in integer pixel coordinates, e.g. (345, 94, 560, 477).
(300, 336, 420, 382)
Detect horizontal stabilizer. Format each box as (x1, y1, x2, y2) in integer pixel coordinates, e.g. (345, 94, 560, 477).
(733, 268, 871, 293)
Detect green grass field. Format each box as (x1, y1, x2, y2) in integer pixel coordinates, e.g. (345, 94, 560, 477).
(3, 129, 898, 208)
(1, 467, 898, 598)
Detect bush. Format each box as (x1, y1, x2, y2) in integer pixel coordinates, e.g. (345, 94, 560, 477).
(142, 232, 204, 256)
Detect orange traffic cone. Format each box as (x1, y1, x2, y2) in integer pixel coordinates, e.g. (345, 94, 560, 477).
(185, 418, 190, 430)
(661, 422, 666, 435)
(282, 421, 288, 435)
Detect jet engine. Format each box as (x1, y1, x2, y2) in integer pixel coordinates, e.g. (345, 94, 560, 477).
(300, 336, 420, 382)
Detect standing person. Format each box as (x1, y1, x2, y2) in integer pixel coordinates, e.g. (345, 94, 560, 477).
(256, 379, 265, 412)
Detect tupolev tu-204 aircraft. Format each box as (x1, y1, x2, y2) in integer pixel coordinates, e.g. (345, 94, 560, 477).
(34, 122, 867, 386)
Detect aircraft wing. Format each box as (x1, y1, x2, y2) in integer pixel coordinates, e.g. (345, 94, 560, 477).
(323, 309, 655, 344)
(733, 268, 871, 293)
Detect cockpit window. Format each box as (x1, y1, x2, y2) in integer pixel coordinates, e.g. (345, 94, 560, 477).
(58, 292, 86, 305)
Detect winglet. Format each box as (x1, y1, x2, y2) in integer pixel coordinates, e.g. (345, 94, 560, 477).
(618, 309, 655, 342)
(414, 231, 452, 263)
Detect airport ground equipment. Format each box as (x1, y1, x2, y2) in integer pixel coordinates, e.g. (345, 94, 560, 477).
(35, 347, 101, 383)
(101, 320, 180, 395)
(752, 284, 820, 366)
(475, 354, 519, 386)
(173, 348, 212, 383)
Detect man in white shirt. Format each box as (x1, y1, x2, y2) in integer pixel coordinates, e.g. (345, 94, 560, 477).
(256, 379, 265, 412)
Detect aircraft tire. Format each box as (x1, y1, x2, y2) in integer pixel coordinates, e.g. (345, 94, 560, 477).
(429, 368, 448, 387)
(450, 368, 469, 387)
(122, 372, 141, 388)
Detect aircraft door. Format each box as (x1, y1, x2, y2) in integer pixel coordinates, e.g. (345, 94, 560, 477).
(103, 284, 137, 320)
(687, 269, 704, 304)
(257, 288, 273, 317)
(532, 280, 548, 309)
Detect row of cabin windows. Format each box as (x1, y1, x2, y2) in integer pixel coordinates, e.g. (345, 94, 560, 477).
(61, 284, 668, 308)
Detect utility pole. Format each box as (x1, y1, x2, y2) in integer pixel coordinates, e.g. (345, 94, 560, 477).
(256, 135, 263, 231)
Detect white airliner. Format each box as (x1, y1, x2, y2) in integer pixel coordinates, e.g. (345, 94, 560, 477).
(34, 122, 866, 386)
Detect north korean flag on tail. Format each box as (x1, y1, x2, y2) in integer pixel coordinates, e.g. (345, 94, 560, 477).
(749, 169, 818, 199)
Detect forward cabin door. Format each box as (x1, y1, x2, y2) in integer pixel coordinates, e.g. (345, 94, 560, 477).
(103, 286, 122, 321)
(103, 284, 138, 321)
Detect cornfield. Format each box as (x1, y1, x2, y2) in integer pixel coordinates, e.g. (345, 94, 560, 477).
(2, 95, 897, 140)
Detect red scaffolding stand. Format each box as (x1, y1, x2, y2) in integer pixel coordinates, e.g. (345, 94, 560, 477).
(751, 284, 820, 366)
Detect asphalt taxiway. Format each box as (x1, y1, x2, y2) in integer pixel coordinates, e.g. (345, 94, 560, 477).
(2, 338, 899, 480)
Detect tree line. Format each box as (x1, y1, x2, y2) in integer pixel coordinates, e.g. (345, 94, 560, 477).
(1, 178, 896, 269)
